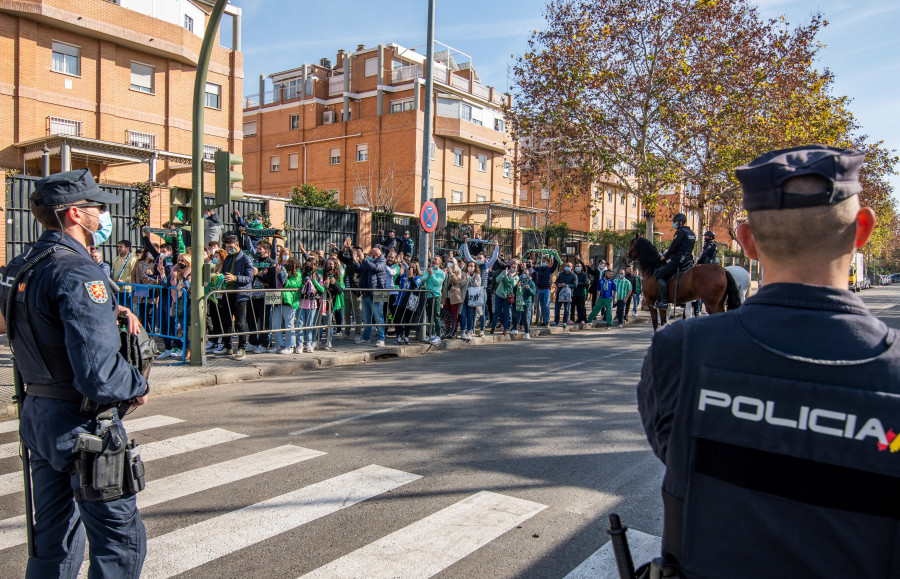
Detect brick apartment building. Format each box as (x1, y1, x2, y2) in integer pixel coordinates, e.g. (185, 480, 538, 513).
(242, 42, 547, 228)
(0, 0, 243, 191)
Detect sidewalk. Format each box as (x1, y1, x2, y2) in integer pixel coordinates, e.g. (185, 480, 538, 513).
(0, 315, 646, 417)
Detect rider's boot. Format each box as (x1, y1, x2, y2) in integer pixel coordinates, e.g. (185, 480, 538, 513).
(655, 278, 669, 309)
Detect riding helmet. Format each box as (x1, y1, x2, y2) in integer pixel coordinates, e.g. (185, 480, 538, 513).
(673, 213, 687, 224)
(704, 230, 715, 239)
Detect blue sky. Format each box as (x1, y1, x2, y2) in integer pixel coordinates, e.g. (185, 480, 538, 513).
(236, 0, 899, 199)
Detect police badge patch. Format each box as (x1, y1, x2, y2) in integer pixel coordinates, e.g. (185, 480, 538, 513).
(84, 281, 109, 304)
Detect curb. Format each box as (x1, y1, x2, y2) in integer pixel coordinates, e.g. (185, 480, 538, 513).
(0, 315, 647, 417)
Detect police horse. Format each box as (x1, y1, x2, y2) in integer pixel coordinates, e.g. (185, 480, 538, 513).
(626, 236, 743, 330)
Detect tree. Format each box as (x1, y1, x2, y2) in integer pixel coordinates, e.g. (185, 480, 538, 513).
(350, 150, 413, 213)
(289, 184, 341, 208)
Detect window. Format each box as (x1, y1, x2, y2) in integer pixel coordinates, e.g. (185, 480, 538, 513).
(477, 154, 487, 172)
(503, 161, 512, 178)
(460, 103, 473, 123)
(242, 121, 257, 137)
(451, 190, 463, 203)
(203, 144, 219, 161)
(329, 148, 341, 165)
(632, 195, 637, 207)
(205, 82, 221, 109)
(290, 114, 300, 130)
(364, 57, 378, 77)
(520, 190, 528, 201)
(51, 41, 80, 76)
(619, 220, 626, 230)
(184, 14, 193, 32)
(129, 62, 154, 93)
(390, 99, 415, 113)
(356, 143, 368, 162)
(126, 130, 155, 149)
(607, 192, 613, 202)
(540, 188, 549, 200)
(607, 218, 613, 229)
(270, 155, 280, 172)
(620, 194, 625, 205)
(354, 186, 368, 205)
(453, 148, 463, 167)
(494, 118, 506, 132)
(48, 116, 82, 137)
(288, 153, 299, 170)
(476, 194, 487, 203)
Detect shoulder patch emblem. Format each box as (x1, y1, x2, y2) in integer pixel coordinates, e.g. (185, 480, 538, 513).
(84, 281, 109, 304)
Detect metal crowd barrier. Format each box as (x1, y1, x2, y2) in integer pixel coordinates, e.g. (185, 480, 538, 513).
(116, 283, 189, 364)
(203, 286, 431, 359)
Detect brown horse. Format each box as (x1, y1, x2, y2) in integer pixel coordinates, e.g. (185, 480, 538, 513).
(625, 236, 742, 330)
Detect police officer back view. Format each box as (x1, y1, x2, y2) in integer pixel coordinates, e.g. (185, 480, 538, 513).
(637, 146, 899, 578)
(691, 232, 718, 316)
(654, 213, 696, 307)
(0, 169, 149, 577)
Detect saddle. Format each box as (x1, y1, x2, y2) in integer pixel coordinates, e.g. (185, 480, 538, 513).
(677, 259, 694, 274)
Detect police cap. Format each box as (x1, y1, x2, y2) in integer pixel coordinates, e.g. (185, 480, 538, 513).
(736, 145, 864, 212)
(31, 169, 121, 207)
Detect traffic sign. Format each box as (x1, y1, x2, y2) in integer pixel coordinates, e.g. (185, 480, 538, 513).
(420, 200, 438, 233)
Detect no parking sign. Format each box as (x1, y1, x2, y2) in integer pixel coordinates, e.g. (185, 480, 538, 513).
(419, 201, 438, 233)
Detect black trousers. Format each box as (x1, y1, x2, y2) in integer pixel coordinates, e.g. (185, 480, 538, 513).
(222, 295, 248, 350)
(615, 299, 627, 325)
(573, 295, 587, 323)
(624, 295, 633, 319)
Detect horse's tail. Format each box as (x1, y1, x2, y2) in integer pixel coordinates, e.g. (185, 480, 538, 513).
(725, 270, 742, 310)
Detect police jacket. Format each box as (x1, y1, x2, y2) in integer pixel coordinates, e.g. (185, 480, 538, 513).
(696, 241, 717, 265)
(357, 255, 388, 289)
(637, 284, 900, 578)
(663, 227, 696, 263)
(221, 250, 254, 301)
(1, 232, 148, 463)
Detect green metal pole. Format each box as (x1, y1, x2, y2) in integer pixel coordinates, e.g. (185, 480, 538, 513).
(190, 0, 229, 366)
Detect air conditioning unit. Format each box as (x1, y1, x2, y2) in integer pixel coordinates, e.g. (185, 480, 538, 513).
(323, 110, 335, 124)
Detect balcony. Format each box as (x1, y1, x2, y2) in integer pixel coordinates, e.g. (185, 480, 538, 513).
(434, 116, 507, 154)
(126, 130, 156, 150)
(48, 117, 82, 137)
(329, 75, 344, 97)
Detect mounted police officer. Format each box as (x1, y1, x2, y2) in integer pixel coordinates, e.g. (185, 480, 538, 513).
(0, 169, 149, 577)
(692, 231, 718, 316)
(653, 213, 696, 307)
(636, 145, 899, 578)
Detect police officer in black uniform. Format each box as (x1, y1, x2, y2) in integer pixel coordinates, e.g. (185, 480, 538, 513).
(637, 145, 899, 578)
(653, 213, 696, 307)
(1, 169, 149, 577)
(691, 231, 718, 316)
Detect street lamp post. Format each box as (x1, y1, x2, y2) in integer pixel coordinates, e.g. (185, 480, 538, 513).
(418, 0, 436, 269)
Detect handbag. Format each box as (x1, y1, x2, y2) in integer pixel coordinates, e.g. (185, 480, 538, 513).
(467, 286, 485, 307)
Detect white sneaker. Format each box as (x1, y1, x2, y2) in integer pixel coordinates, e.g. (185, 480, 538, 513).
(510, 329, 518, 335)
(430, 335, 441, 345)
(169, 349, 182, 358)
(253, 345, 267, 354)
(156, 349, 172, 360)
(278, 347, 292, 354)
(375, 340, 385, 348)
(293, 346, 301, 354)
(324, 343, 335, 351)
(308, 344, 316, 353)
(268, 347, 279, 353)
(524, 332, 531, 340)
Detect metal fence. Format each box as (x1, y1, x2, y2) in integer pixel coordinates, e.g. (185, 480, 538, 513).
(480, 228, 514, 257)
(5, 175, 143, 265)
(284, 204, 357, 255)
(371, 215, 416, 253)
(116, 283, 189, 363)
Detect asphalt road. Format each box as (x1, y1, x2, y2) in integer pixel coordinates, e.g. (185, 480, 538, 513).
(0, 284, 898, 578)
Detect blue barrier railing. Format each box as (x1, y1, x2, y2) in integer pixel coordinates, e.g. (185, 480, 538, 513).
(116, 283, 189, 364)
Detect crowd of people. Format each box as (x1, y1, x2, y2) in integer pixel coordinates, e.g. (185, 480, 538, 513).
(92, 217, 641, 360)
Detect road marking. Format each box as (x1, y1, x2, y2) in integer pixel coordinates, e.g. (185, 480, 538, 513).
(299, 490, 546, 579)
(139, 465, 421, 579)
(140, 428, 246, 462)
(291, 360, 592, 436)
(0, 415, 188, 461)
(0, 420, 18, 435)
(1, 445, 325, 551)
(563, 528, 662, 579)
(0, 472, 24, 498)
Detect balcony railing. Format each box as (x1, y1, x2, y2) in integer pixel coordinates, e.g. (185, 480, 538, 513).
(126, 130, 156, 150)
(48, 117, 82, 137)
(329, 75, 344, 96)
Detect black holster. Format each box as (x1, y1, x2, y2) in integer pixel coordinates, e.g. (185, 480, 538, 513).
(636, 556, 682, 579)
(72, 410, 145, 502)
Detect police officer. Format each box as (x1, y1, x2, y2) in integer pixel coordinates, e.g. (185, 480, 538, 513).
(636, 146, 899, 578)
(691, 231, 718, 316)
(653, 213, 696, 307)
(1, 169, 149, 577)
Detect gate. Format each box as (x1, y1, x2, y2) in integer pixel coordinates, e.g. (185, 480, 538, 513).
(283, 204, 358, 254)
(5, 175, 143, 265)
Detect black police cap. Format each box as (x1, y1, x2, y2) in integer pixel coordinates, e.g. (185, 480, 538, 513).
(735, 145, 864, 212)
(31, 169, 121, 207)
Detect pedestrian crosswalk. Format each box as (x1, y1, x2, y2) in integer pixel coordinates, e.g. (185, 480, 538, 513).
(0, 414, 553, 578)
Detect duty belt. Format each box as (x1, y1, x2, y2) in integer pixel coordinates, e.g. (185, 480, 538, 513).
(26, 383, 119, 414)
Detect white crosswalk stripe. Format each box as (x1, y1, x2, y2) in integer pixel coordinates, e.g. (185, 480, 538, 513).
(139, 428, 246, 461)
(563, 528, 662, 579)
(139, 465, 422, 579)
(0, 445, 325, 551)
(300, 490, 547, 579)
(0, 420, 18, 435)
